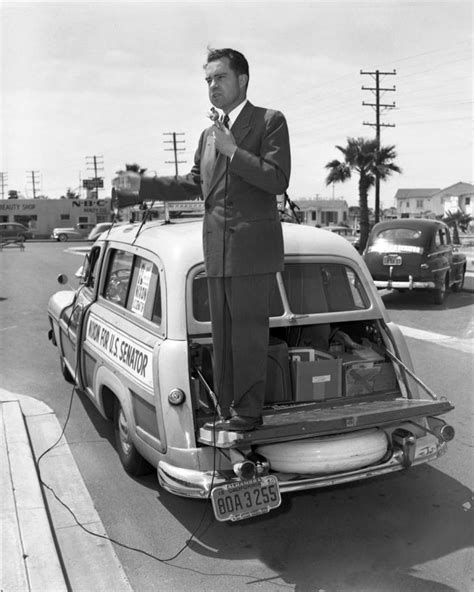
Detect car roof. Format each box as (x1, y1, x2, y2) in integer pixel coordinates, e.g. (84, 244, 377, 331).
(371, 218, 446, 232)
(99, 219, 361, 271)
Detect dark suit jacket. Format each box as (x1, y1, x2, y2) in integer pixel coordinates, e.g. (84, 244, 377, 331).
(139, 101, 291, 277)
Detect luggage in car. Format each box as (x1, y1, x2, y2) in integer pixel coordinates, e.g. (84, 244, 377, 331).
(265, 338, 292, 404)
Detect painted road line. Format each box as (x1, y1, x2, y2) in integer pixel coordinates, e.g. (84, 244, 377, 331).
(398, 324, 474, 355)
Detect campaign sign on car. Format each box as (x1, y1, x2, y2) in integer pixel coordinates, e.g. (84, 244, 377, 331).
(211, 475, 281, 522)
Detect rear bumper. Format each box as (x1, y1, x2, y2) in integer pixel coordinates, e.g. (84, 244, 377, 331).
(374, 276, 435, 290)
(157, 432, 447, 499)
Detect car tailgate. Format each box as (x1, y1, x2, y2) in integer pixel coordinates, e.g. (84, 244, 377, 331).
(198, 397, 453, 448)
(365, 251, 424, 280)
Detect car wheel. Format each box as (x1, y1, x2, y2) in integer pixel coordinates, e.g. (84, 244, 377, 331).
(114, 400, 152, 476)
(60, 357, 74, 384)
(433, 276, 448, 305)
(452, 268, 465, 292)
(58, 233, 68, 242)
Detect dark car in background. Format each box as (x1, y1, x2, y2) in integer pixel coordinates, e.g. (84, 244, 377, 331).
(0, 222, 33, 243)
(363, 219, 466, 304)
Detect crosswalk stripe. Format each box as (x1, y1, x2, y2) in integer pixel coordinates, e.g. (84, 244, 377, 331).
(398, 324, 474, 355)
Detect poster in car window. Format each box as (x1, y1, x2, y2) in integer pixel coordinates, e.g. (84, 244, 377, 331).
(131, 260, 153, 315)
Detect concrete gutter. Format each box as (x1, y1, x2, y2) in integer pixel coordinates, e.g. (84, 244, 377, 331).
(0, 389, 133, 592)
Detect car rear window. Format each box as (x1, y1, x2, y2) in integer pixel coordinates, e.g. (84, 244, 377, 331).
(281, 263, 368, 313)
(192, 262, 368, 322)
(367, 228, 425, 254)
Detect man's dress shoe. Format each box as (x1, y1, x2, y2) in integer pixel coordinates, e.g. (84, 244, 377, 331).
(214, 415, 263, 432)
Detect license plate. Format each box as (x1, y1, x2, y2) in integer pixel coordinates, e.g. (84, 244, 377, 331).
(211, 475, 281, 522)
(383, 254, 402, 266)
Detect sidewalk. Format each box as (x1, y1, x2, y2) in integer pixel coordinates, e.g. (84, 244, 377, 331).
(1, 389, 133, 592)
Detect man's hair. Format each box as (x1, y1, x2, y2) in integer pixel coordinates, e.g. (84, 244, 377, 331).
(206, 47, 249, 79)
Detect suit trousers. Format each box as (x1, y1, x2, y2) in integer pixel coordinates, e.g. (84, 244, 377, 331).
(207, 274, 272, 418)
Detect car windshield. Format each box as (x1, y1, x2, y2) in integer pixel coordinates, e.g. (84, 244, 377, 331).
(192, 262, 369, 322)
(367, 227, 425, 254)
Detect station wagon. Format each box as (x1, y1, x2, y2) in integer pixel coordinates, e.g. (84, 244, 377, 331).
(47, 213, 455, 522)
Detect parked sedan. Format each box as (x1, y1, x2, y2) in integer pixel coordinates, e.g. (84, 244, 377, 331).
(51, 222, 96, 242)
(363, 218, 466, 304)
(0, 222, 33, 242)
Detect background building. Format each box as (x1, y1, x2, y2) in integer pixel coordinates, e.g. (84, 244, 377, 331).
(395, 182, 473, 218)
(0, 198, 111, 238)
(294, 198, 350, 227)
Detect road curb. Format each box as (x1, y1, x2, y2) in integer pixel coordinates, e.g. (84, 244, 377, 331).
(1, 398, 67, 591)
(0, 389, 133, 592)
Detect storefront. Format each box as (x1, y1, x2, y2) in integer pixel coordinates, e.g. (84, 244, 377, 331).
(0, 198, 111, 238)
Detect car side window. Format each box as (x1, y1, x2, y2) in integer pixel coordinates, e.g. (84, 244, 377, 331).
(126, 256, 162, 324)
(83, 246, 101, 289)
(103, 250, 134, 306)
(435, 229, 445, 247)
(103, 249, 162, 325)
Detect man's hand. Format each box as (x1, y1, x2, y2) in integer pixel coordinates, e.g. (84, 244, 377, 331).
(213, 125, 237, 159)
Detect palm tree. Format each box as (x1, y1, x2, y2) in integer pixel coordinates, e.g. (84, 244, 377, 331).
(443, 209, 473, 244)
(325, 137, 401, 251)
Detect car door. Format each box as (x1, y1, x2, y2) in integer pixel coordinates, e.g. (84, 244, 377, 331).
(429, 225, 451, 286)
(57, 245, 102, 384)
(81, 244, 166, 450)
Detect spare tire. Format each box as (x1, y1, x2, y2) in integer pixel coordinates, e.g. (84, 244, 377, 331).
(256, 428, 388, 474)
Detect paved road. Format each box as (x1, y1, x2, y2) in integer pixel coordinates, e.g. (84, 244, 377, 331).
(1, 242, 472, 591)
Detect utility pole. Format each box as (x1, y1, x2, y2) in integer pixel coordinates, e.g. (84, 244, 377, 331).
(361, 69, 396, 223)
(85, 155, 104, 199)
(0, 172, 7, 199)
(163, 132, 186, 177)
(27, 170, 41, 199)
(163, 133, 186, 223)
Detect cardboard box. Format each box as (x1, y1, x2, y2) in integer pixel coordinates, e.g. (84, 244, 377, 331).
(344, 361, 398, 397)
(291, 358, 342, 401)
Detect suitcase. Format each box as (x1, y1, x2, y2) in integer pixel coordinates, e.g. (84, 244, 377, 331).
(265, 338, 292, 404)
(200, 339, 292, 405)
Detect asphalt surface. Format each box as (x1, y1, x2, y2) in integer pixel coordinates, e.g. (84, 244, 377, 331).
(1, 239, 472, 591)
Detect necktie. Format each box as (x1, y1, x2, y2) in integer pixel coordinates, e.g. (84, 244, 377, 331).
(222, 114, 230, 129)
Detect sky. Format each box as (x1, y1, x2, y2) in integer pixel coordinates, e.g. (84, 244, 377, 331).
(1, 0, 472, 208)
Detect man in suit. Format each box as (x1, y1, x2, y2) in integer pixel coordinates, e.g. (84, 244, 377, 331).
(116, 48, 291, 431)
